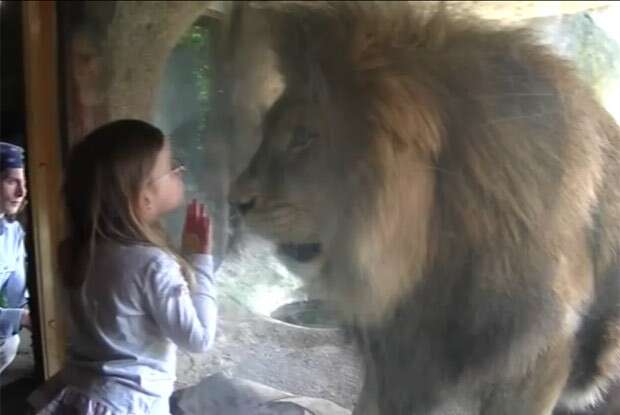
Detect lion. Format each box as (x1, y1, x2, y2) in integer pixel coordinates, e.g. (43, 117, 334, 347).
(227, 2, 620, 414)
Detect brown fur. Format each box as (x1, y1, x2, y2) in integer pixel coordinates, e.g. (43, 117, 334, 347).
(228, 2, 620, 414)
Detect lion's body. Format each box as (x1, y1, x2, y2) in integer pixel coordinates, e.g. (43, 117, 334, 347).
(229, 2, 620, 414)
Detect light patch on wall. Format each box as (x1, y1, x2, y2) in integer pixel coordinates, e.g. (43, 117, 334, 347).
(592, 6, 620, 123)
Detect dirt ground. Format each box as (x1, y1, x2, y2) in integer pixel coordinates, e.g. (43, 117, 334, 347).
(176, 299, 363, 410)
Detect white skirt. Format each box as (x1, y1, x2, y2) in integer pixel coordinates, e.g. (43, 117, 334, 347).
(27, 370, 168, 415)
(30, 386, 117, 415)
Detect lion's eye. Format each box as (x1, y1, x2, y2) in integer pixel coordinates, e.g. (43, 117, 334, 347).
(290, 126, 318, 152)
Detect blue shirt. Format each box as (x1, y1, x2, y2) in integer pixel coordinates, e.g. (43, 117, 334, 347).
(0, 216, 28, 339)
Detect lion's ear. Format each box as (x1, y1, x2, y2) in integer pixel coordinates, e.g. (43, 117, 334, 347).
(252, 2, 451, 93)
(258, 3, 319, 92)
(422, 2, 448, 50)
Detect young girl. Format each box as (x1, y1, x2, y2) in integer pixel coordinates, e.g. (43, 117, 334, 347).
(28, 119, 217, 414)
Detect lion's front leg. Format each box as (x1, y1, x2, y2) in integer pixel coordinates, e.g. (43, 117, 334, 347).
(353, 357, 381, 415)
(475, 338, 572, 415)
(354, 334, 572, 415)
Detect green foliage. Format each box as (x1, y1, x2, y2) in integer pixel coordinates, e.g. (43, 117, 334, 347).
(179, 23, 212, 125)
(161, 21, 216, 241)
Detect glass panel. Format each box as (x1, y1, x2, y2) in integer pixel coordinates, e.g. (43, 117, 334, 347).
(54, 2, 620, 413)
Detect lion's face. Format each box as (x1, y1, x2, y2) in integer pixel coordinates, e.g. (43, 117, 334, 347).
(230, 92, 341, 262)
(237, 100, 318, 242)
(230, 84, 438, 322)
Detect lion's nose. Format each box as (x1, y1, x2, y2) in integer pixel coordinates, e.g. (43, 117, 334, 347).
(237, 197, 256, 215)
(229, 171, 259, 215)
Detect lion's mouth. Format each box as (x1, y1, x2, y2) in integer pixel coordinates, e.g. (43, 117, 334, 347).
(277, 242, 322, 263)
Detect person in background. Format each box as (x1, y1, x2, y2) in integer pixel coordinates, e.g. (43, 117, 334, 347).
(0, 141, 30, 374)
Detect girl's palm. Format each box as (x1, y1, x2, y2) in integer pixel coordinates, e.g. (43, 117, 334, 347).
(182, 199, 211, 254)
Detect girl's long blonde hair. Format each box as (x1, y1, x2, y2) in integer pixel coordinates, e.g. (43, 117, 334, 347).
(61, 119, 194, 289)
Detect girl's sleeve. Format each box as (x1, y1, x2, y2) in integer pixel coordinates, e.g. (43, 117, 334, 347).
(144, 254, 217, 353)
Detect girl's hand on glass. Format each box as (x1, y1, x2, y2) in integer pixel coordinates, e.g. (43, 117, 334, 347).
(182, 199, 212, 254)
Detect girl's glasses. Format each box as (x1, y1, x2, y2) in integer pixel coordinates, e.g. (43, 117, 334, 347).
(151, 159, 186, 182)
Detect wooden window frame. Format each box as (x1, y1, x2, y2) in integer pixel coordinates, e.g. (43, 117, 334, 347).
(22, 0, 65, 379)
